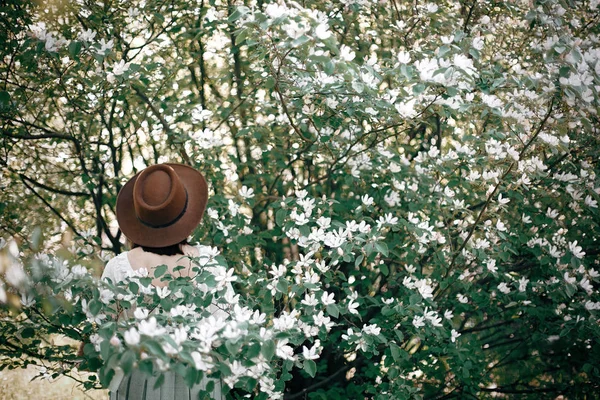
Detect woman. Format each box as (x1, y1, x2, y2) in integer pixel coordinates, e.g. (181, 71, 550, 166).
(101, 163, 225, 400)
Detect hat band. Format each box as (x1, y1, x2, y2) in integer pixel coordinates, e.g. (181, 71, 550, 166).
(137, 190, 189, 229)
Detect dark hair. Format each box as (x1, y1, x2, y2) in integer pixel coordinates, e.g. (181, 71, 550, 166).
(132, 239, 189, 256)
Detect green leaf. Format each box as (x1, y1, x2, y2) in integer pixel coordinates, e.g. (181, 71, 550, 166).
(304, 360, 317, 378)
(154, 264, 168, 278)
(225, 340, 240, 356)
(228, 6, 249, 23)
(375, 242, 388, 257)
(276, 208, 286, 226)
(390, 343, 401, 362)
(276, 278, 288, 293)
(379, 263, 389, 276)
(409, 294, 421, 306)
(326, 304, 340, 318)
(89, 300, 102, 315)
(261, 340, 275, 361)
(153, 373, 164, 390)
(355, 254, 364, 267)
(413, 83, 426, 95)
(120, 350, 136, 375)
(144, 340, 167, 359)
(68, 41, 82, 58)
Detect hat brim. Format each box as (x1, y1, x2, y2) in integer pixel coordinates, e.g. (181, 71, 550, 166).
(116, 163, 208, 248)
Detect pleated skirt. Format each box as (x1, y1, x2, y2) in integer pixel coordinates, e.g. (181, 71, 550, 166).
(109, 369, 225, 400)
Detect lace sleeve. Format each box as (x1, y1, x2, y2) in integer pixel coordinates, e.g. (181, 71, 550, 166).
(101, 253, 130, 284)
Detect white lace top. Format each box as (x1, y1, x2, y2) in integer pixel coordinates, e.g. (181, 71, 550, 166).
(101, 245, 230, 319)
(101, 251, 138, 284)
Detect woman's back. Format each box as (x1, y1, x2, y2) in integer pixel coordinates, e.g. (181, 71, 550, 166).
(126, 245, 200, 287)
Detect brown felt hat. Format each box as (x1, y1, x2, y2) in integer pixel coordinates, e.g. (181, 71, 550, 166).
(116, 163, 208, 248)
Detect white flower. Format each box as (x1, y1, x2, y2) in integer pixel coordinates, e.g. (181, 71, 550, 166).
(486, 259, 498, 273)
(317, 216, 331, 229)
(395, 99, 417, 118)
(580, 277, 593, 294)
(206, 208, 219, 219)
(315, 23, 331, 40)
(213, 267, 237, 286)
(301, 293, 318, 307)
(156, 286, 171, 298)
(138, 317, 166, 337)
(564, 272, 576, 284)
(134, 308, 149, 320)
(276, 339, 296, 360)
(426, 3, 439, 13)
(71, 265, 88, 277)
(377, 213, 399, 229)
(110, 335, 121, 347)
(497, 194, 510, 205)
(273, 311, 299, 331)
(518, 277, 529, 292)
(585, 195, 598, 208)
(444, 310, 454, 320)
(124, 328, 140, 346)
(496, 220, 507, 232)
(424, 308, 442, 327)
(250, 310, 267, 325)
(569, 241, 585, 259)
(362, 324, 381, 336)
(95, 38, 114, 56)
(339, 45, 356, 61)
(302, 340, 321, 360)
(324, 228, 346, 248)
(191, 105, 213, 122)
(347, 300, 359, 315)
(457, 294, 468, 303)
(472, 37, 484, 50)
(414, 279, 434, 299)
(546, 208, 559, 219)
(313, 311, 333, 331)
(497, 282, 511, 294)
(361, 195, 374, 206)
(239, 186, 255, 199)
(412, 315, 425, 328)
(77, 29, 96, 42)
(321, 291, 335, 306)
(112, 60, 130, 76)
(191, 352, 214, 371)
(99, 289, 114, 304)
(90, 334, 103, 352)
(397, 50, 411, 64)
(20, 293, 35, 307)
(451, 329, 461, 343)
(228, 199, 240, 217)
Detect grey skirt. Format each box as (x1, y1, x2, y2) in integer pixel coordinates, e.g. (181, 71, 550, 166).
(109, 369, 225, 400)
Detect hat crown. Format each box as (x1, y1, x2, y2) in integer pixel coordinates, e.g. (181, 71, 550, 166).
(133, 165, 188, 228)
(141, 170, 172, 206)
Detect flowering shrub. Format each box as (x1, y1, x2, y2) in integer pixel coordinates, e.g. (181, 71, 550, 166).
(1, 0, 600, 398)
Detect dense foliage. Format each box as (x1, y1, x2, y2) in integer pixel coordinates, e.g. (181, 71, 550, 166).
(1, 0, 600, 398)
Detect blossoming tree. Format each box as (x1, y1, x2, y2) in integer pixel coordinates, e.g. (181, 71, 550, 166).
(1, 0, 600, 398)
